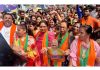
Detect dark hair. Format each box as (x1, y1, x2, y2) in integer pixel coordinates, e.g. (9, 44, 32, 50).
(36, 16, 42, 19)
(17, 24, 27, 31)
(60, 20, 69, 28)
(27, 21, 37, 36)
(20, 21, 26, 25)
(81, 25, 92, 35)
(3, 13, 14, 20)
(18, 10, 25, 14)
(74, 22, 82, 26)
(18, 22, 28, 33)
(3, 13, 15, 23)
(26, 21, 36, 36)
(30, 21, 37, 26)
(74, 12, 78, 16)
(39, 20, 48, 27)
(12, 12, 17, 19)
(83, 7, 90, 12)
(31, 15, 36, 19)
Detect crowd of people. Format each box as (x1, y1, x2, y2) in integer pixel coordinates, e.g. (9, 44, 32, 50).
(0, 5, 100, 66)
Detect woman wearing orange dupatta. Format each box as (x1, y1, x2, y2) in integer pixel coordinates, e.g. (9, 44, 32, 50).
(12, 24, 39, 66)
(35, 20, 55, 66)
(55, 21, 72, 66)
(70, 25, 100, 66)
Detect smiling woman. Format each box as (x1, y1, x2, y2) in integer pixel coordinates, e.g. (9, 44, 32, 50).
(12, 24, 39, 66)
(39, 21, 48, 32)
(35, 20, 55, 66)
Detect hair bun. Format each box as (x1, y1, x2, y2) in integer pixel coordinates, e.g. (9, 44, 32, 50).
(86, 25, 92, 34)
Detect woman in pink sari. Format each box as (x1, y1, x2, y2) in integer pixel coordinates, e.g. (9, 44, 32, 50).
(35, 20, 55, 66)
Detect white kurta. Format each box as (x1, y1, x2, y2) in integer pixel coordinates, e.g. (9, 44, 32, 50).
(0, 26, 11, 45)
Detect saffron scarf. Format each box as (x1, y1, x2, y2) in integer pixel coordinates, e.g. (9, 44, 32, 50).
(58, 32, 69, 51)
(0, 22, 16, 46)
(77, 39, 96, 66)
(42, 32, 50, 66)
(18, 34, 28, 52)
